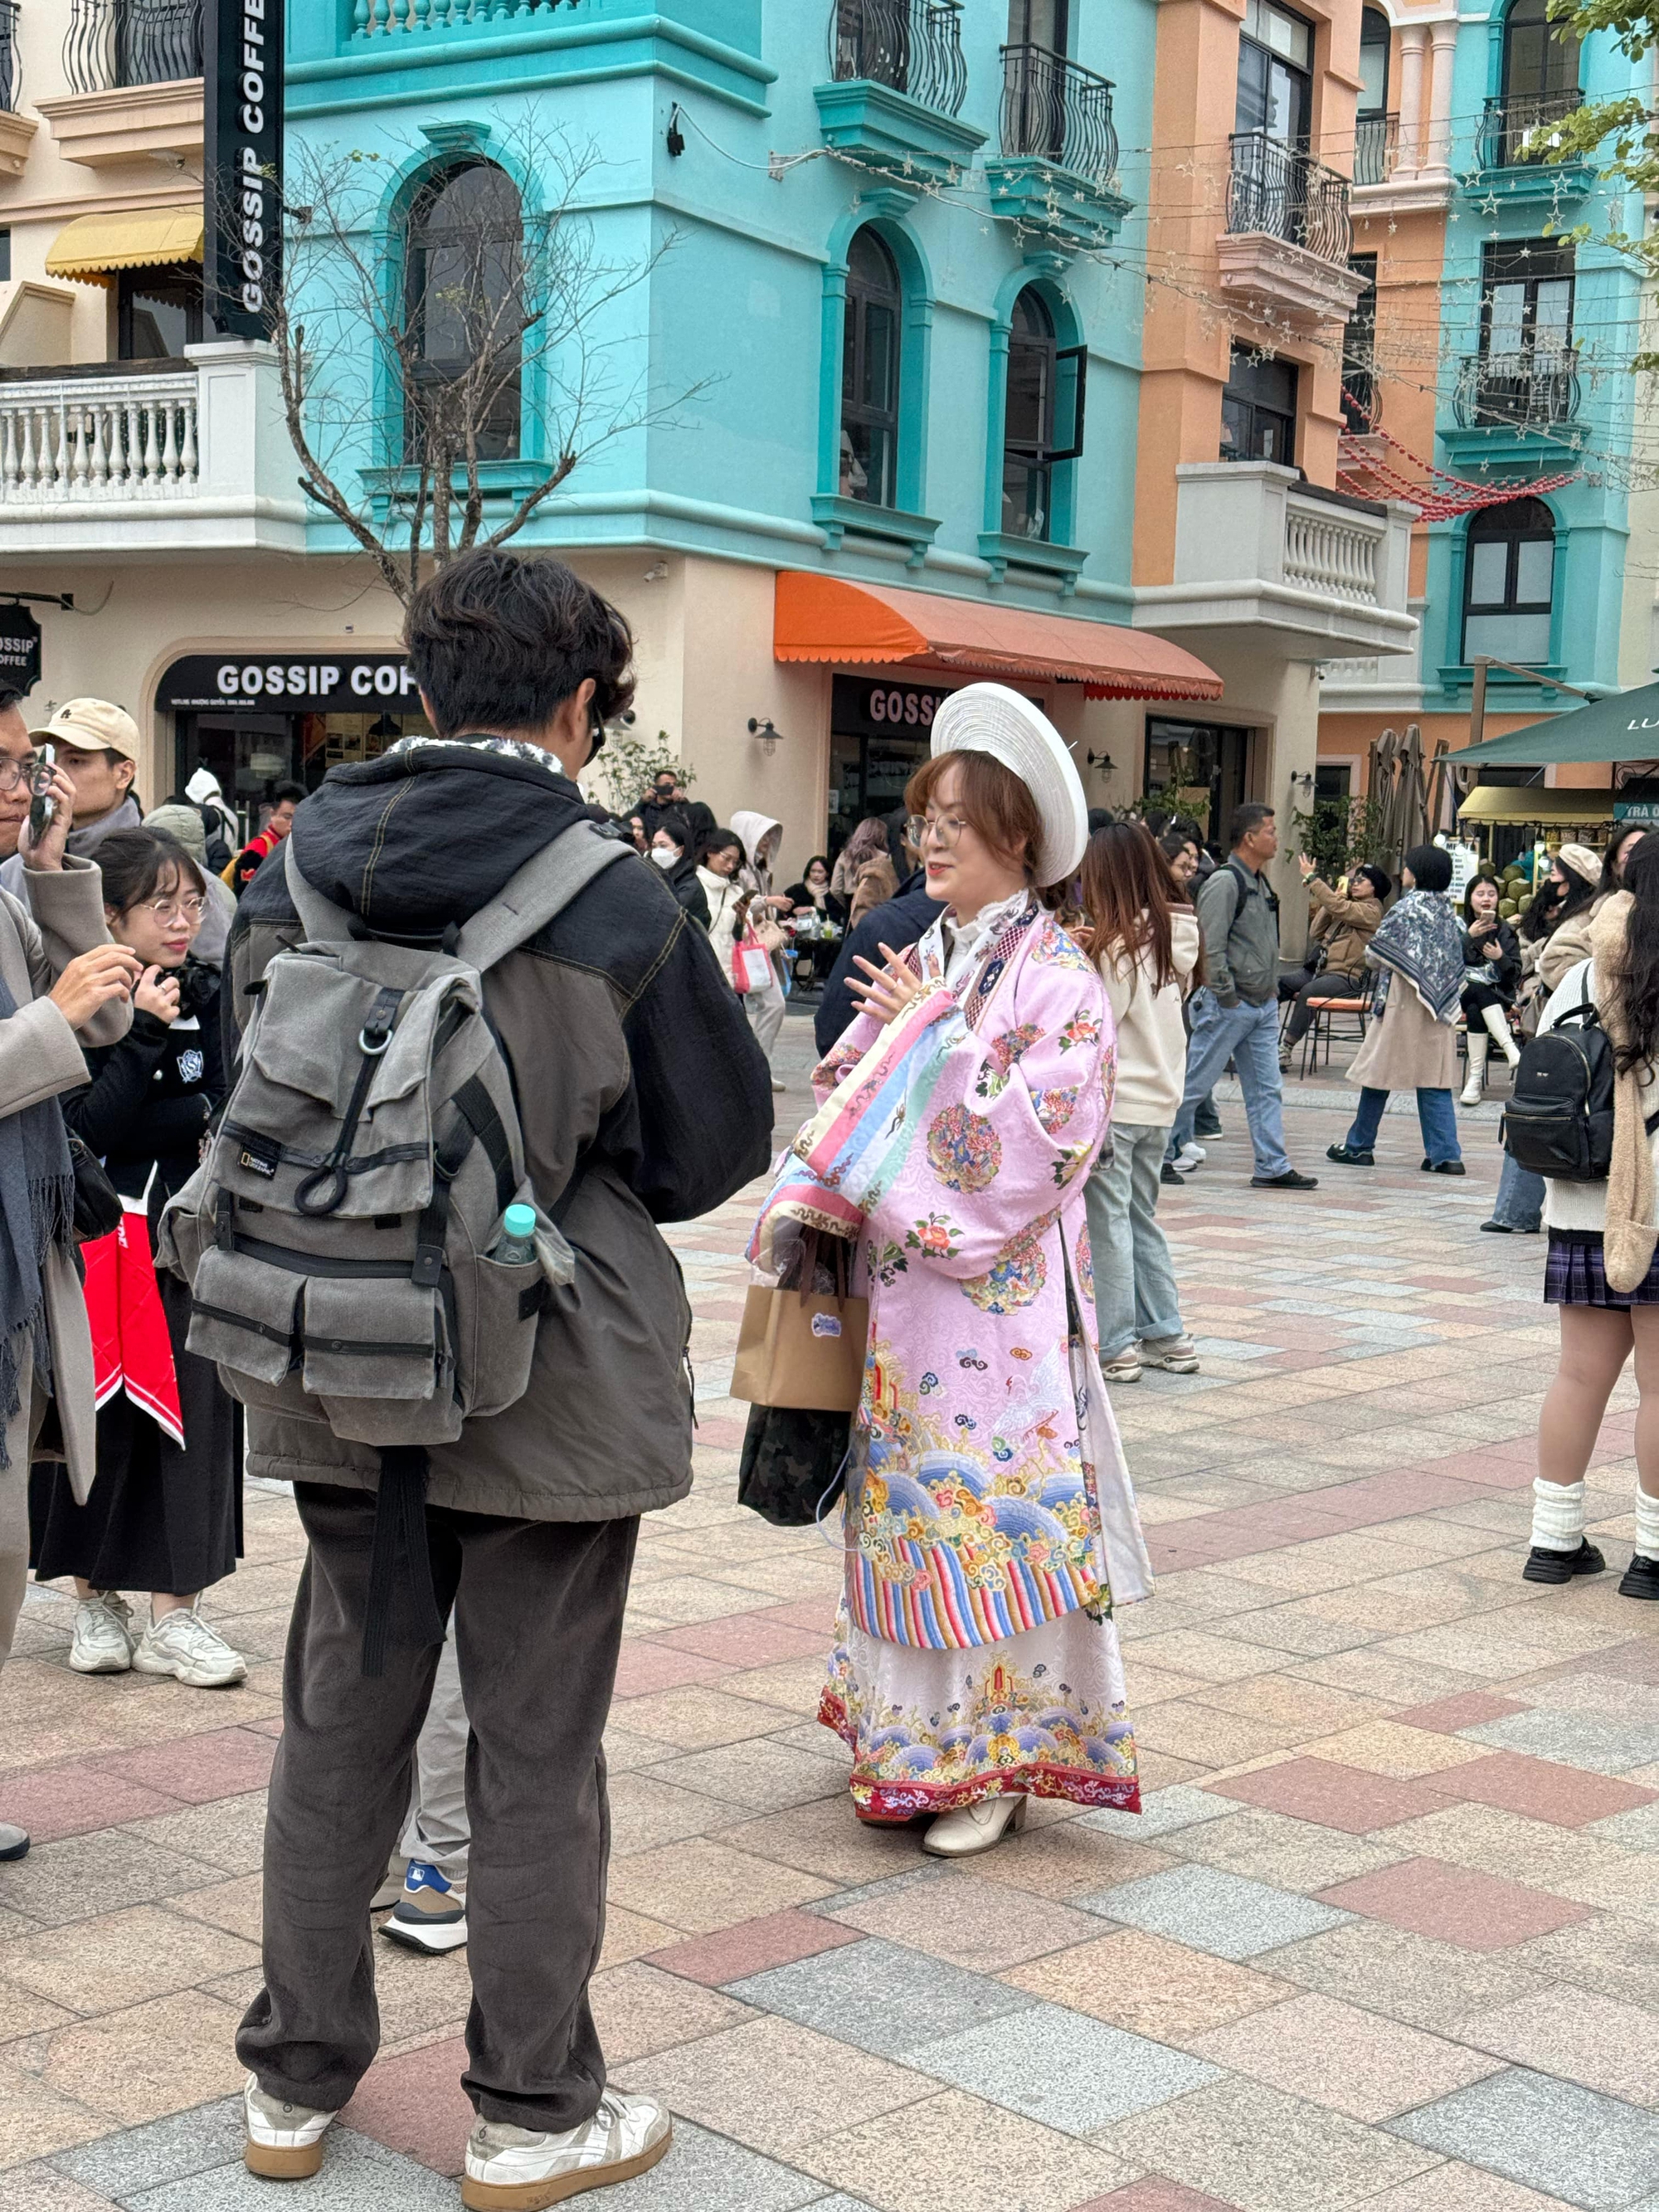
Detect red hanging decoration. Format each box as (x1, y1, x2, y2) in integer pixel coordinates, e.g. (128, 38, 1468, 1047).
(1336, 393, 1579, 520)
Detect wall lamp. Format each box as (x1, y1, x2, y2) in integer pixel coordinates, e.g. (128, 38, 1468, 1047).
(1288, 770, 1316, 794)
(748, 716, 784, 756)
(1086, 749, 1115, 776)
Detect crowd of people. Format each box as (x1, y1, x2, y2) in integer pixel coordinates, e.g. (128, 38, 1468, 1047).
(4, 553, 1657, 2205)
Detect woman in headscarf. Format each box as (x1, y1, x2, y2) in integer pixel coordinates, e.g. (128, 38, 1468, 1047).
(1326, 843, 1468, 1175)
(752, 685, 1150, 1858)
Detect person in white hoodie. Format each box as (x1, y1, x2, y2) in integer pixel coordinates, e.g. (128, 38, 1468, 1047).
(729, 808, 791, 1090)
(1078, 821, 1203, 1385)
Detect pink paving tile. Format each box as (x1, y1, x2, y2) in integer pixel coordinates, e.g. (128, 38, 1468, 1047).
(1316, 1858, 1595, 1948)
(759, 1596, 840, 1635)
(244, 1716, 285, 1737)
(1207, 1759, 1452, 1835)
(0, 1763, 180, 1843)
(342, 2036, 471, 2175)
(92, 1724, 277, 1805)
(1432, 1752, 1656, 1828)
(1393, 1692, 1533, 1735)
(612, 1644, 732, 1698)
(644, 1909, 866, 1986)
(651, 1616, 831, 1666)
(1085, 2186, 1241, 2212)
(693, 1416, 747, 1448)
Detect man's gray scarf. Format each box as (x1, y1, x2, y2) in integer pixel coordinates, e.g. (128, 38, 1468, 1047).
(0, 961, 73, 1464)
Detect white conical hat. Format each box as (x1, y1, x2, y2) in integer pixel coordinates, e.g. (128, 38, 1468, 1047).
(930, 682, 1089, 886)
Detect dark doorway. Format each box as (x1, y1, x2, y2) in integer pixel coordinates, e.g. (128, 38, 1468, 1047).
(1144, 719, 1253, 851)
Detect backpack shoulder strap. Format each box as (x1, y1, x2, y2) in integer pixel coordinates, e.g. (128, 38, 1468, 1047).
(455, 820, 632, 972)
(283, 835, 355, 942)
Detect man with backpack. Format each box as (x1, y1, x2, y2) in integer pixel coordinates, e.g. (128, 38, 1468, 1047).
(197, 549, 772, 2201)
(1164, 803, 1317, 1191)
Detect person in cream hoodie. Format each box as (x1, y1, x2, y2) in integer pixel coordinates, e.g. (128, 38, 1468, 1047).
(1078, 821, 1203, 1385)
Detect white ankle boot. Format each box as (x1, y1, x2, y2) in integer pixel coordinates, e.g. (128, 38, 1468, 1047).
(1461, 1035, 1488, 1105)
(922, 1793, 1027, 1858)
(1484, 1003, 1521, 1067)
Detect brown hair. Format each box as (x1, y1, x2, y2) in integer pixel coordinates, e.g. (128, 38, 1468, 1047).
(903, 750, 1046, 883)
(1078, 819, 1199, 996)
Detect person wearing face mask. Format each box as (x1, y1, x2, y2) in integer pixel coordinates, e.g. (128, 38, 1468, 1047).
(0, 699, 144, 899)
(697, 829, 749, 982)
(648, 811, 709, 926)
(29, 828, 245, 1688)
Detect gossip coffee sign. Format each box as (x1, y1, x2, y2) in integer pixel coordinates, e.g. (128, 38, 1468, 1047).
(158, 655, 420, 714)
(204, 0, 283, 340)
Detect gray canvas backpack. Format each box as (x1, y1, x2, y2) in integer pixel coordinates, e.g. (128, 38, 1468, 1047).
(158, 819, 629, 1667)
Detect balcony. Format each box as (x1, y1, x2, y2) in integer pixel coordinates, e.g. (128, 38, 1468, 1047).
(1442, 350, 1585, 470)
(1353, 112, 1398, 187)
(40, 0, 202, 166)
(1218, 131, 1364, 329)
(0, 348, 304, 558)
(1472, 89, 1591, 201)
(983, 44, 1128, 248)
(814, 0, 984, 187)
(0, 2, 33, 175)
(1132, 461, 1418, 660)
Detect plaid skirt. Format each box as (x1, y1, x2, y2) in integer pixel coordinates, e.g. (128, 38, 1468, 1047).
(1545, 1230, 1659, 1307)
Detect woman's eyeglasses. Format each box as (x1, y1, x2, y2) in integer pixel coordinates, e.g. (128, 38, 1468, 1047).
(140, 894, 207, 923)
(907, 813, 968, 850)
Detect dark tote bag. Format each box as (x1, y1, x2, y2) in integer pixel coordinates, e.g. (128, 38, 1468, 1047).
(737, 1404, 851, 1528)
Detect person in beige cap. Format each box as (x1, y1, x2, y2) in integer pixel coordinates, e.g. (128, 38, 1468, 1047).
(0, 699, 143, 901)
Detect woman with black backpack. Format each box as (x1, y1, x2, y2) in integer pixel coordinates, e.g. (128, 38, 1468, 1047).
(1525, 830, 1659, 1601)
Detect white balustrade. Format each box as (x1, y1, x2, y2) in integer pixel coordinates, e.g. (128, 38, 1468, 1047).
(1282, 492, 1380, 607)
(0, 372, 199, 504)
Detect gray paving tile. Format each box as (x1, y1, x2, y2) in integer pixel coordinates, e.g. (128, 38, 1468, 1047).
(725, 1935, 1035, 2059)
(1586, 1802, 1659, 1853)
(122, 2124, 458, 2211)
(0, 1830, 223, 1927)
(1388, 2068, 1659, 2210)
(1078, 1864, 1353, 1960)
(1459, 1709, 1659, 1777)
(908, 2001, 1220, 2133)
(52, 2099, 244, 2195)
(595, 2120, 826, 2210)
(1077, 1786, 1237, 1840)
(805, 1865, 950, 1915)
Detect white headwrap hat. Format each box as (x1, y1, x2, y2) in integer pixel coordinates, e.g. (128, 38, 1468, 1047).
(930, 682, 1089, 887)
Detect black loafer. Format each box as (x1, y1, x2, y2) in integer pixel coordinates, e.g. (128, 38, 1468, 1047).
(1326, 1144, 1374, 1167)
(1522, 1539, 1606, 1585)
(1422, 1159, 1467, 1175)
(1160, 1163, 1183, 1186)
(1480, 1220, 1513, 1233)
(1252, 1169, 1318, 1189)
(1618, 1553, 1659, 1601)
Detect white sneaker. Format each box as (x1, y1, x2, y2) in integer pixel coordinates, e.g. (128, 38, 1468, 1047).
(69, 1592, 134, 1674)
(132, 1606, 247, 1688)
(462, 2089, 671, 2209)
(1101, 1351, 1142, 1384)
(922, 1793, 1028, 1859)
(243, 2072, 335, 2180)
(1140, 1333, 1200, 1375)
(1177, 1143, 1207, 1166)
(379, 1859, 468, 1954)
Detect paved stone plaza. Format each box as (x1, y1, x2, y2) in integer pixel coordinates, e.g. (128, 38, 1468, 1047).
(2, 1017, 1658, 2212)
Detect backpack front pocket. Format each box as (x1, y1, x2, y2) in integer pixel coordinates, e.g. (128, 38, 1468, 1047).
(301, 1275, 449, 1404)
(187, 1246, 300, 1386)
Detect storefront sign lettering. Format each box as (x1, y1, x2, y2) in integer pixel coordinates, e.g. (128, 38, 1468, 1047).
(157, 653, 417, 714)
(0, 605, 41, 696)
(205, 0, 284, 340)
(831, 675, 1042, 747)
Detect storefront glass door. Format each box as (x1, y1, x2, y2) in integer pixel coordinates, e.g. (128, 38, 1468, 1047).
(1143, 718, 1254, 850)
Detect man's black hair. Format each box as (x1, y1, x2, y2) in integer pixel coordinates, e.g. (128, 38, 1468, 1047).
(1228, 801, 1275, 850)
(406, 548, 635, 739)
(0, 687, 23, 716)
(271, 781, 306, 806)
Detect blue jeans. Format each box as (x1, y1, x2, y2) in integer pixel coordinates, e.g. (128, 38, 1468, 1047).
(1344, 1085, 1462, 1167)
(1084, 1122, 1185, 1359)
(1491, 1148, 1545, 1230)
(1168, 993, 1292, 1181)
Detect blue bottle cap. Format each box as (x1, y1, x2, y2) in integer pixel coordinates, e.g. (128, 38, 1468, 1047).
(503, 1204, 537, 1240)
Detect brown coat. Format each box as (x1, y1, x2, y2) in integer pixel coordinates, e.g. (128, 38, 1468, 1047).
(848, 853, 898, 928)
(1346, 972, 1458, 1093)
(1305, 878, 1382, 979)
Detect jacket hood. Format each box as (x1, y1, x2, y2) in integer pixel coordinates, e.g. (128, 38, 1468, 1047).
(731, 810, 781, 865)
(276, 744, 592, 937)
(185, 768, 225, 807)
(70, 795, 143, 856)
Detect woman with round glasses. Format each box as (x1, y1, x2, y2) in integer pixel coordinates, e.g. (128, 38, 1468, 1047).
(30, 827, 246, 1688)
(752, 685, 1150, 1858)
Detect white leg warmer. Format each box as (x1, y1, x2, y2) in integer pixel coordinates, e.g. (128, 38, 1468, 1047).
(1483, 1001, 1521, 1065)
(1633, 1488, 1659, 1562)
(1531, 1475, 1587, 1552)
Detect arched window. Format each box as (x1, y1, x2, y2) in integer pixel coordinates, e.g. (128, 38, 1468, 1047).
(1001, 285, 1084, 542)
(404, 160, 524, 465)
(1358, 7, 1389, 114)
(1463, 497, 1555, 665)
(839, 228, 901, 509)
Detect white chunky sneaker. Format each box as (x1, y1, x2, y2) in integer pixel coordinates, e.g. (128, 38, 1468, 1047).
(462, 2089, 672, 2209)
(1100, 1351, 1142, 1385)
(242, 2072, 335, 2180)
(1140, 1333, 1201, 1376)
(69, 1592, 134, 1674)
(922, 1792, 1028, 1859)
(131, 1606, 247, 1688)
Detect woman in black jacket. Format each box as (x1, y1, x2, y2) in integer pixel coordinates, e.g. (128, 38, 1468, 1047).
(1459, 875, 1521, 1104)
(30, 829, 244, 1688)
(648, 811, 711, 928)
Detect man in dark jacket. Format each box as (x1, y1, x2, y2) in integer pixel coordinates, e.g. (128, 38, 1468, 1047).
(228, 551, 771, 2202)
(814, 863, 945, 1056)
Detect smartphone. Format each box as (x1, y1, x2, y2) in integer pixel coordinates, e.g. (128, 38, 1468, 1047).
(26, 744, 54, 845)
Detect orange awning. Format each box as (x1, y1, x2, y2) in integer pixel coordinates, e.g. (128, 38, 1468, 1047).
(774, 572, 1223, 703)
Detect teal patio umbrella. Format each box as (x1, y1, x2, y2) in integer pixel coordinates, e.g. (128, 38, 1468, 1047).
(1441, 680, 1659, 767)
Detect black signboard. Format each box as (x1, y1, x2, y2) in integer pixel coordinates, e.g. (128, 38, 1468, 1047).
(0, 605, 41, 697)
(830, 675, 1044, 743)
(204, 0, 283, 340)
(158, 654, 417, 714)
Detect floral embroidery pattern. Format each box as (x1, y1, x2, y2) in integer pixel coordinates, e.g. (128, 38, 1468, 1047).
(869, 1240, 909, 1288)
(1056, 1009, 1102, 1055)
(905, 1211, 963, 1262)
(1074, 1224, 1095, 1306)
(1033, 1086, 1080, 1137)
(1051, 1144, 1092, 1191)
(1029, 926, 1093, 972)
(927, 1104, 1002, 1194)
(975, 1024, 1041, 1101)
(961, 1222, 1048, 1314)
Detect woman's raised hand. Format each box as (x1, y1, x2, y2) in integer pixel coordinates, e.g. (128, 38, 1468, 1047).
(133, 964, 181, 1023)
(848, 942, 924, 1026)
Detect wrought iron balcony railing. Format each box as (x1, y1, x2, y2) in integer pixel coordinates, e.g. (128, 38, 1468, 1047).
(64, 0, 201, 92)
(999, 42, 1117, 187)
(0, 2, 17, 112)
(1353, 111, 1399, 187)
(1477, 87, 1581, 171)
(829, 0, 967, 119)
(1227, 129, 1351, 265)
(1453, 350, 1581, 430)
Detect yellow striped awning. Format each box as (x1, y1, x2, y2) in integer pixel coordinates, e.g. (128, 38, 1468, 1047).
(46, 207, 204, 286)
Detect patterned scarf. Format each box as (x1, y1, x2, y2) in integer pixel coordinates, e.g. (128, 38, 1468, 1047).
(1367, 889, 1467, 1026)
(0, 958, 74, 1464)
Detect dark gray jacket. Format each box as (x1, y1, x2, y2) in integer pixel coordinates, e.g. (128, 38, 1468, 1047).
(228, 744, 772, 1523)
(1196, 858, 1281, 1007)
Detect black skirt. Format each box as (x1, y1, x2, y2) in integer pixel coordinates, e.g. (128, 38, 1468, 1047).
(31, 1270, 242, 1595)
(1544, 1228, 1659, 1308)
